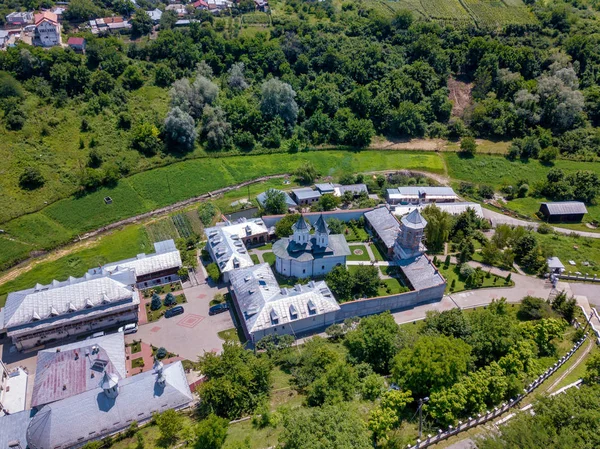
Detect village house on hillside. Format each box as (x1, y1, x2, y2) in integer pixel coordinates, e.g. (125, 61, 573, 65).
(33, 11, 60, 47)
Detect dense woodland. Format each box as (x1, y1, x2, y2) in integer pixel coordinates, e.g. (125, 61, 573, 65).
(3, 0, 600, 198)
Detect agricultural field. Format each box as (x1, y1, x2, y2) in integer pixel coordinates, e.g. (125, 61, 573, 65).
(0, 150, 443, 273)
(366, 0, 536, 27)
(241, 12, 271, 26)
(145, 218, 179, 243)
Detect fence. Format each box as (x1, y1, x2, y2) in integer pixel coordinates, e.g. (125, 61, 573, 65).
(406, 335, 588, 449)
(559, 273, 600, 283)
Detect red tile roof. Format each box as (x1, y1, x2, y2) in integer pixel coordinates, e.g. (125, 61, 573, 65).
(34, 11, 58, 26)
(103, 16, 124, 24)
(193, 0, 208, 7)
(67, 37, 85, 45)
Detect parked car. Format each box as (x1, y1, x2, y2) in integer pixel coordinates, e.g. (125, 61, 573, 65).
(209, 303, 229, 316)
(118, 323, 138, 334)
(86, 331, 105, 340)
(165, 306, 184, 318)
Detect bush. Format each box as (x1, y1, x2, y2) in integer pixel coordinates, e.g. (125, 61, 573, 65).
(537, 223, 553, 234)
(150, 293, 162, 311)
(460, 136, 477, 156)
(479, 184, 495, 199)
(19, 167, 45, 190)
(459, 264, 475, 279)
(206, 263, 220, 281)
(156, 347, 167, 359)
(164, 292, 176, 306)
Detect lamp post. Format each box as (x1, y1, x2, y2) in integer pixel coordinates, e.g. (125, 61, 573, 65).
(418, 396, 429, 438)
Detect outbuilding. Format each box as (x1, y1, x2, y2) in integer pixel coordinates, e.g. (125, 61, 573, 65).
(539, 201, 587, 223)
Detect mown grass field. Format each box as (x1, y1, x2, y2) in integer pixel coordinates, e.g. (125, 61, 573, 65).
(537, 232, 600, 273)
(0, 150, 443, 272)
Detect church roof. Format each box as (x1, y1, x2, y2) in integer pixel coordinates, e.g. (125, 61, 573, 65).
(314, 215, 329, 235)
(273, 235, 350, 262)
(292, 215, 310, 232)
(401, 209, 428, 230)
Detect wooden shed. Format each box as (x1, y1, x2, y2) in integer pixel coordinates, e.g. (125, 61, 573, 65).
(539, 201, 587, 223)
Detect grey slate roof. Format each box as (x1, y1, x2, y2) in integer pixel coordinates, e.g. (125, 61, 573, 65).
(364, 207, 400, 249)
(26, 361, 193, 449)
(547, 257, 565, 270)
(393, 202, 484, 219)
(272, 234, 351, 262)
(315, 183, 335, 194)
(229, 264, 340, 334)
(4, 272, 137, 331)
(292, 188, 321, 201)
(541, 201, 588, 215)
(334, 184, 368, 196)
(32, 333, 127, 408)
(401, 209, 428, 230)
(397, 255, 445, 290)
(0, 409, 32, 449)
(257, 190, 297, 208)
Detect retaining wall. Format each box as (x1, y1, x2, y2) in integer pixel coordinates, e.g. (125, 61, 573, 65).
(262, 208, 374, 228)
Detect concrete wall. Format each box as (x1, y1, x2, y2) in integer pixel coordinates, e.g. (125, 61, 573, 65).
(335, 282, 446, 321)
(250, 310, 338, 342)
(262, 208, 374, 228)
(275, 256, 344, 278)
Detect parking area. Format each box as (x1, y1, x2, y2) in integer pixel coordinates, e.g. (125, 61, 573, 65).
(125, 270, 235, 361)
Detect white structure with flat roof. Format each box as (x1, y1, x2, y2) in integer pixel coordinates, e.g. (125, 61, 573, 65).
(387, 186, 458, 205)
(205, 218, 268, 282)
(292, 187, 321, 206)
(3, 271, 139, 350)
(393, 202, 484, 219)
(6, 11, 33, 25)
(230, 263, 339, 341)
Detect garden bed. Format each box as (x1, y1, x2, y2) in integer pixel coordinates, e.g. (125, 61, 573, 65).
(145, 293, 188, 322)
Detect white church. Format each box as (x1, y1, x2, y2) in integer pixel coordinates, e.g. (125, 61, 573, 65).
(272, 215, 351, 278)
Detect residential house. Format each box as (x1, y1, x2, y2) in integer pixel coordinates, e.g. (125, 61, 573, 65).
(0, 30, 9, 49)
(146, 8, 163, 23)
(254, 0, 268, 12)
(67, 36, 86, 52)
(34, 11, 60, 47)
(272, 215, 350, 279)
(256, 189, 297, 209)
(166, 3, 187, 16)
(315, 183, 335, 195)
(206, 0, 232, 11)
(333, 183, 368, 198)
(192, 0, 209, 9)
(292, 187, 321, 206)
(5, 11, 34, 25)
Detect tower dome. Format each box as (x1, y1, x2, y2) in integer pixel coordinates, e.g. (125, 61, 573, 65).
(291, 215, 310, 245)
(99, 371, 119, 399)
(314, 215, 330, 248)
(394, 209, 427, 260)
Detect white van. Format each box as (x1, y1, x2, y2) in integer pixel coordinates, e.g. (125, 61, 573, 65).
(118, 323, 138, 335)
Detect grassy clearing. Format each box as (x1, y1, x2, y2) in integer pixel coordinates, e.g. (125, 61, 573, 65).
(145, 293, 187, 323)
(250, 254, 260, 264)
(378, 278, 408, 296)
(263, 252, 276, 266)
(537, 232, 600, 273)
(439, 263, 512, 293)
(347, 244, 371, 261)
(505, 196, 600, 230)
(370, 242, 387, 261)
(218, 328, 241, 343)
(145, 217, 179, 243)
(131, 357, 145, 369)
(0, 224, 151, 307)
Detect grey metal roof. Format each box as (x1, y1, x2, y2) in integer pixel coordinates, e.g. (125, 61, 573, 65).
(334, 184, 368, 196)
(4, 272, 137, 331)
(292, 188, 321, 201)
(547, 257, 565, 269)
(229, 264, 340, 334)
(393, 202, 484, 219)
(32, 333, 127, 408)
(387, 186, 457, 199)
(0, 409, 33, 449)
(100, 240, 182, 278)
(292, 215, 310, 232)
(315, 183, 335, 193)
(364, 207, 400, 249)
(397, 255, 445, 290)
(541, 201, 588, 215)
(400, 209, 428, 230)
(314, 215, 329, 234)
(256, 190, 297, 208)
(205, 218, 267, 274)
(272, 234, 351, 262)
(26, 361, 193, 449)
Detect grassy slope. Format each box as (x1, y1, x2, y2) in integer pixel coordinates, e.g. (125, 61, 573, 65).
(0, 224, 151, 306)
(0, 151, 443, 271)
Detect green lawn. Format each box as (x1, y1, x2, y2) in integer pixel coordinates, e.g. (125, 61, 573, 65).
(218, 328, 241, 343)
(370, 243, 387, 262)
(0, 150, 443, 273)
(145, 293, 187, 323)
(378, 278, 410, 296)
(250, 254, 260, 264)
(438, 263, 512, 293)
(255, 242, 273, 251)
(263, 251, 276, 265)
(131, 357, 145, 369)
(347, 244, 371, 261)
(537, 233, 600, 273)
(0, 224, 151, 307)
(129, 340, 142, 354)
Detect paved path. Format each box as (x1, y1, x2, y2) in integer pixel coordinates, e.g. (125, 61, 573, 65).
(483, 208, 600, 238)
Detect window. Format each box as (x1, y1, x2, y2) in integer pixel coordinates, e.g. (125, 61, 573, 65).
(303, 269, 306, 274)
(322, 265, 325, 270)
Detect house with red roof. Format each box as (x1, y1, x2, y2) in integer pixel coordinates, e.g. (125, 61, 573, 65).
(34, 11, 60, 47)
(67, 36, 86, 52)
